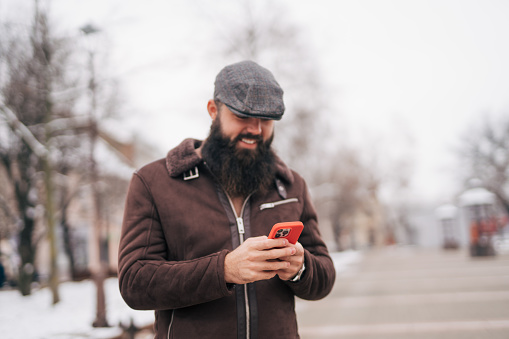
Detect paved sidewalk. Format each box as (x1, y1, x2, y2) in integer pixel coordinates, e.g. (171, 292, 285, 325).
(296, 247, 509, 339)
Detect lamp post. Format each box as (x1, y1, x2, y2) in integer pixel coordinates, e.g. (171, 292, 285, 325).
(80, 23, 109, 328)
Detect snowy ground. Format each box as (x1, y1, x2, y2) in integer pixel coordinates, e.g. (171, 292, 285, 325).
(0, 251, 361, 339)
(0, 278, 155, 339)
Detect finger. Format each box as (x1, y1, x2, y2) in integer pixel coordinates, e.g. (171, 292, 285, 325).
(244, 236, 289, 251)
(258, 270, 278, 281)
(277, 271, 296, 281)
(294, 242, 304, 254)
(239, 263, 288, 283)
(262, 247, 296, 261)
(278, 256, 293, 262)
(279, 248, 304, 263)
(261, 260, 290, 271)
(247, 257, 290, 270)
(262, 238, 290, 250)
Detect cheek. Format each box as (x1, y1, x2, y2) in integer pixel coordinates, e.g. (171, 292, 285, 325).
(262, 123, 274, 140)
(220, 120, 243, 139)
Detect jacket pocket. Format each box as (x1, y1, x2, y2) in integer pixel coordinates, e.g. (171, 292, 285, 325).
(259, 198, 299, 211)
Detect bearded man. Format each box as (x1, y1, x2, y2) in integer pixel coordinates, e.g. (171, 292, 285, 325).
(118, 60, 336, 339)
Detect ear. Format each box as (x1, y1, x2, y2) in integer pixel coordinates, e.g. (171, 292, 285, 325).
(207, 99, 219, 120)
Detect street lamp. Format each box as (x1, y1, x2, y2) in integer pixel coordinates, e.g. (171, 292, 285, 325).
(80, 23, 100, 36)
(80, 22, 109, 328)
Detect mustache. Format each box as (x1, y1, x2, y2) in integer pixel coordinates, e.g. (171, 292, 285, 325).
(233, 133, 263, 143)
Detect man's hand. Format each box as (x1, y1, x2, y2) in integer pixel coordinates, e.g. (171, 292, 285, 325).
(224, 236, 296, 284)
(276, 242, 304, 281)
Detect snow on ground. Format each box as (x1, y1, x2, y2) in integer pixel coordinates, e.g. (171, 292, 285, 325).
(0, 278, 154, 339)
(0, 251, 361, 339)
(330, 250, 362, 276)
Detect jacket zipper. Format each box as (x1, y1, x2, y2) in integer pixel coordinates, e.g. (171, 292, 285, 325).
(226, 194, 252, 339)
(200, 162, 254, 338)
(167, 310, 175, 339)
(259, 198, 298, 210)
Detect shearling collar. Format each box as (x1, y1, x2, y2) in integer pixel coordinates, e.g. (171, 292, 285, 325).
(166, 138, 203, 177)
(166, 138, 294, 184)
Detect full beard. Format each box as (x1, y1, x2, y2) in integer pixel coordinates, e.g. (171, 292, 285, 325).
(201, 118, 277, 198)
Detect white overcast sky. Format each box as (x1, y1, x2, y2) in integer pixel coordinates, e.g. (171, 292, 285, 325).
(2, 0, 509, 205)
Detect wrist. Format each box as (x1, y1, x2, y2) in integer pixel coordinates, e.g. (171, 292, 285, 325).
(290, 261, 306, 282)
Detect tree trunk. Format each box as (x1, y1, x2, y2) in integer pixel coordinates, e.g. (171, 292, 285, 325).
(43, 155, 60, 304)
(18, 215, 36, 296)
(61, 216, 77, 280)
(331, 218, 343, 252)
(14, 161, 37, 296)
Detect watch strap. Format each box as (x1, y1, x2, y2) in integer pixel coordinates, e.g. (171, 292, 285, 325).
(290, 261, 306, 282)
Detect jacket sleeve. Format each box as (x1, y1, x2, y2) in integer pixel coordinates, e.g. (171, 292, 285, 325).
(283, 178, 336, 300)
(118, 173, 234, 311)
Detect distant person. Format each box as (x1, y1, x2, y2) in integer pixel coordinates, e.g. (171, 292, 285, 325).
(0, 256, 5, 288)
(118, 60, 336, 338)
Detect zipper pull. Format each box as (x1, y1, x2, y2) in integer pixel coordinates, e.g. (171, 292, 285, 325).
(259, 203, 275, 210)
(236, 217, 245, 234)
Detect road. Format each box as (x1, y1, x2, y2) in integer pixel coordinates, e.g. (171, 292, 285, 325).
(296, 247, 509, 339)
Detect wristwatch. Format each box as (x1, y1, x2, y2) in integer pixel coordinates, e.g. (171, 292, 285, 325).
(290, 261, 306, 282)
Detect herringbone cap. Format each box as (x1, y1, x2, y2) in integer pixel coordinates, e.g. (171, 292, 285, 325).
(214, 61, 285, 120)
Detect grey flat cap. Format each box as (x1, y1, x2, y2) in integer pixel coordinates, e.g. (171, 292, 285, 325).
(214, 60, 285, 120)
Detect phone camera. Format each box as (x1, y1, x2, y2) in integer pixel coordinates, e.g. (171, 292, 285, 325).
(275, 228, 291, 238)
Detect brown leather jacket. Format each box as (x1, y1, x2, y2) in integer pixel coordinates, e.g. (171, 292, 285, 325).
(118, 139, 335, 339)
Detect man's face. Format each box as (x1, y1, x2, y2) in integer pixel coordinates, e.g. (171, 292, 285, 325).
(215, 103, 275, 151)
(201, 100, 277, 197)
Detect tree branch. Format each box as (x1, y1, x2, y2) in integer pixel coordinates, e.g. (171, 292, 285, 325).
(0, 103, 48, 158)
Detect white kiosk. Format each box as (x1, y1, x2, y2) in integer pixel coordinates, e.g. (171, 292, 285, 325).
(435, 204, 460, 249)
(458, 186, 497, 256)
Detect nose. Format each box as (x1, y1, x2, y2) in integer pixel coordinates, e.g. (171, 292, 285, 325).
(245, 118, 262, 134)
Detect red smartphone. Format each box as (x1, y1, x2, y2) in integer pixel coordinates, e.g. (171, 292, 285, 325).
(268, 221, 304, 244)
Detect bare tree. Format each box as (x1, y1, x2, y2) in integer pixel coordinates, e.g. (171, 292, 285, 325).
(312, 146, 382, 251)
(0, 7, 52, 296)
(458, 114, 509, 214)
(327, 149, 366, 251)
(0, 1, 85, 299)
(0, 168, 20, 241)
